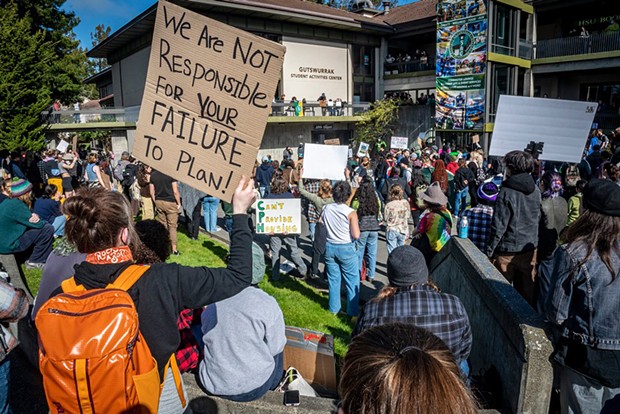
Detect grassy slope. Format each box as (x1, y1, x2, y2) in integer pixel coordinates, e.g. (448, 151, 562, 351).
(23, 231, 353, 361)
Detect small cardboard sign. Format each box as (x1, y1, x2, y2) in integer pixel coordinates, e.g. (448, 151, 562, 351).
(255, 198, 301, 234)
(133, 1, 286, 202)
(357, 142, 369, 157)
(324, 138, 341, 145)
(390, 136, 408, 149)
(303, 143, 348, 180)
(56, 139, 69, 153)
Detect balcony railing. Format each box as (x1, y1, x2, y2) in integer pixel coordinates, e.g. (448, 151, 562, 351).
(536, 32, 620, 59)
(42, 102, 371, 125)
(384, 58, 435, 75)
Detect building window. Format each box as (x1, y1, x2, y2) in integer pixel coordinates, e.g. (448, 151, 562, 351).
(352, 45, 374, 76)
(492, 4, 517, 56)
(489, 64, 514, 119)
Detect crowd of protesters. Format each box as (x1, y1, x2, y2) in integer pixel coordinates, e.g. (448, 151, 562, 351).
(0, 123, 618, 413)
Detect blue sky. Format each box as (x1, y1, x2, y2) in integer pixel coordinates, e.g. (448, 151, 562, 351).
(64, 0, 420, 48)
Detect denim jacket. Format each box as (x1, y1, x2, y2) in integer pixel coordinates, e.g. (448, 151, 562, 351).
(546, 240, 620, 349)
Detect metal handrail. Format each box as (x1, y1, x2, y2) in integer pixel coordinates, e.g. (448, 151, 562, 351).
(536, 31, 620, 59)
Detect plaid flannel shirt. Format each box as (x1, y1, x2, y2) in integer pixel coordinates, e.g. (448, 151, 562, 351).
(304, 180, 321, 223)
(465, 204, 494, 253)
(353, 285, 472, 363)
(175, 308, 203, 373)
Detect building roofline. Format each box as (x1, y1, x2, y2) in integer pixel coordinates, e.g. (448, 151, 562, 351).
(83, 66, 113, 84)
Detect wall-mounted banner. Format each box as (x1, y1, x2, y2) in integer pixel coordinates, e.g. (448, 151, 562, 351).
(436, 0, 487, 131)
(390, 136, 409, 150)
(133, 0, 286, 202)
(256, 198, 301, 234)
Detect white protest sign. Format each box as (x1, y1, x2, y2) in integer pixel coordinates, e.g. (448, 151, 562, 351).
(56, 139, 69, 153)
(357, 142, 369, 157)
(256, 198, 301, 234)
(390, 136, 408, 149)
(133, 1, 286, 202)
(490, 96, 597, 163)
(303, 143, 348, 180)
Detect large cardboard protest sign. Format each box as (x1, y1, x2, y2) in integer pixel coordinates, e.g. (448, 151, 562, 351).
(303, 143, 348, 180)
(390, 136, 408, 149)
(134, 1, 286, 202)
(490, 96, 597, 163)
(255, 198, 301, 234)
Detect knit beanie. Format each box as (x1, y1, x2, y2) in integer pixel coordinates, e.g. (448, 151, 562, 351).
(387, 246, 429, 287)
(583, 179, 620, 217)
(10, 178, 32, 197)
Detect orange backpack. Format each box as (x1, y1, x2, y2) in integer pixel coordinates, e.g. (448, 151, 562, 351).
(36, 265, 185, 414)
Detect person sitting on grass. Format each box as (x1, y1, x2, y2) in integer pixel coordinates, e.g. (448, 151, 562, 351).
(198, 241, 285, 402)
(0, 177, 54, 269)
(36, 177, 255, 413)
(33, 184, 66, 237)
(339, 323, 478, 414)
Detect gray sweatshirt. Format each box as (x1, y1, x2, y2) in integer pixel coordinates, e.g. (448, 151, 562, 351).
(199, 286, 286, 395)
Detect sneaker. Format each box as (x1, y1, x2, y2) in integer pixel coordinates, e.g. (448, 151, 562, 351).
(25, 261, 45, 269)
(172, 251, 181, 256)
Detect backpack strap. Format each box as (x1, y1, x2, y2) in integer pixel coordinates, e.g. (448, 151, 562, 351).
(61, 277, 85, 293)
(162, 355, 187, 408)
(107, 265, 150, 291)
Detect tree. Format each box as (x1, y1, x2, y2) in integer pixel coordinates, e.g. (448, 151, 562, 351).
(1, 0, 88, 104)
(0, 2, 54, 150)
(354, 99, 399, 150)
(90, 24, 111, 74)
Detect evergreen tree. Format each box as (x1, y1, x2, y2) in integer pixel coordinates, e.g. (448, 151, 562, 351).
(90, 24, 112, 74)
(1, 0, 87, 104)
(0, 2, 54, 150)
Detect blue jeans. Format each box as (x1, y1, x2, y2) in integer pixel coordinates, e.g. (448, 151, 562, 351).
(52, 215, 66, 237)
(259, 185, 270, 198)
(0, 357, 11, 414)
(453, 187, 468, 216)
(16, 224, 54, 263)
(203, 196, 219, 232)
(386, 230, 406, 255)
(308, 222, 316, 241)
(325, 242, 360, 316)
(356, 231, 378, 280)
(225, 217, 233, 239)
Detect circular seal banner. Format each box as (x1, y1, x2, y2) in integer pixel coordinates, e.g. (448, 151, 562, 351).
(449, 29, 474, 59)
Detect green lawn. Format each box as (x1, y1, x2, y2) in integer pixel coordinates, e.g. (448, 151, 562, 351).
(22, 231, 354, 361)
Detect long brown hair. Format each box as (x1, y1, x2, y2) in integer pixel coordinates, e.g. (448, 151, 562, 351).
(339, 323, 478, 414)
(387, 184, 403, 202)
(63, 187, 141, 254)
(431, 160, 448, 193)
(566, 209, 620, 280)
(317, 179, 332, 199)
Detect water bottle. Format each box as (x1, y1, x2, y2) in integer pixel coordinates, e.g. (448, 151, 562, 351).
(458, 215, 469, 239)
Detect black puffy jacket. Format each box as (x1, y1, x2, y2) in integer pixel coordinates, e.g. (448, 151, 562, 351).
(485, 173, 541, 257)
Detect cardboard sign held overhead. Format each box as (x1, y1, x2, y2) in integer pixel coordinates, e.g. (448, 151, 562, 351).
(303, 143, 348, 180)
(133, 1, 286, 202)
(391, 136, 408, 149)
(256, 198, 301, 234)
(490, 96, 597, 163)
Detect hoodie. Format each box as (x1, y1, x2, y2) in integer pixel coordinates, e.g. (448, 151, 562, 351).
(255, 163, 274, 187)
(485, 173, 541, 256)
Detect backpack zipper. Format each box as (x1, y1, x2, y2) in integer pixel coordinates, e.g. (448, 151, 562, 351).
(47, 304, 132, 317)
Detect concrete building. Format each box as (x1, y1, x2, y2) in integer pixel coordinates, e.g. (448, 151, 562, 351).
(84, 0, 612, 156)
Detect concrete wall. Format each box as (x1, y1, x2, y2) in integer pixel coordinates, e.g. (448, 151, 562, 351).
(384, 72, 436, 92)
(392, 105, 435, 146)
(430, 238, 553, 414)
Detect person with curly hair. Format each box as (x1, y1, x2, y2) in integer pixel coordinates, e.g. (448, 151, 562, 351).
(353, 176, 380, 282)
(321, 180, 360, 316)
